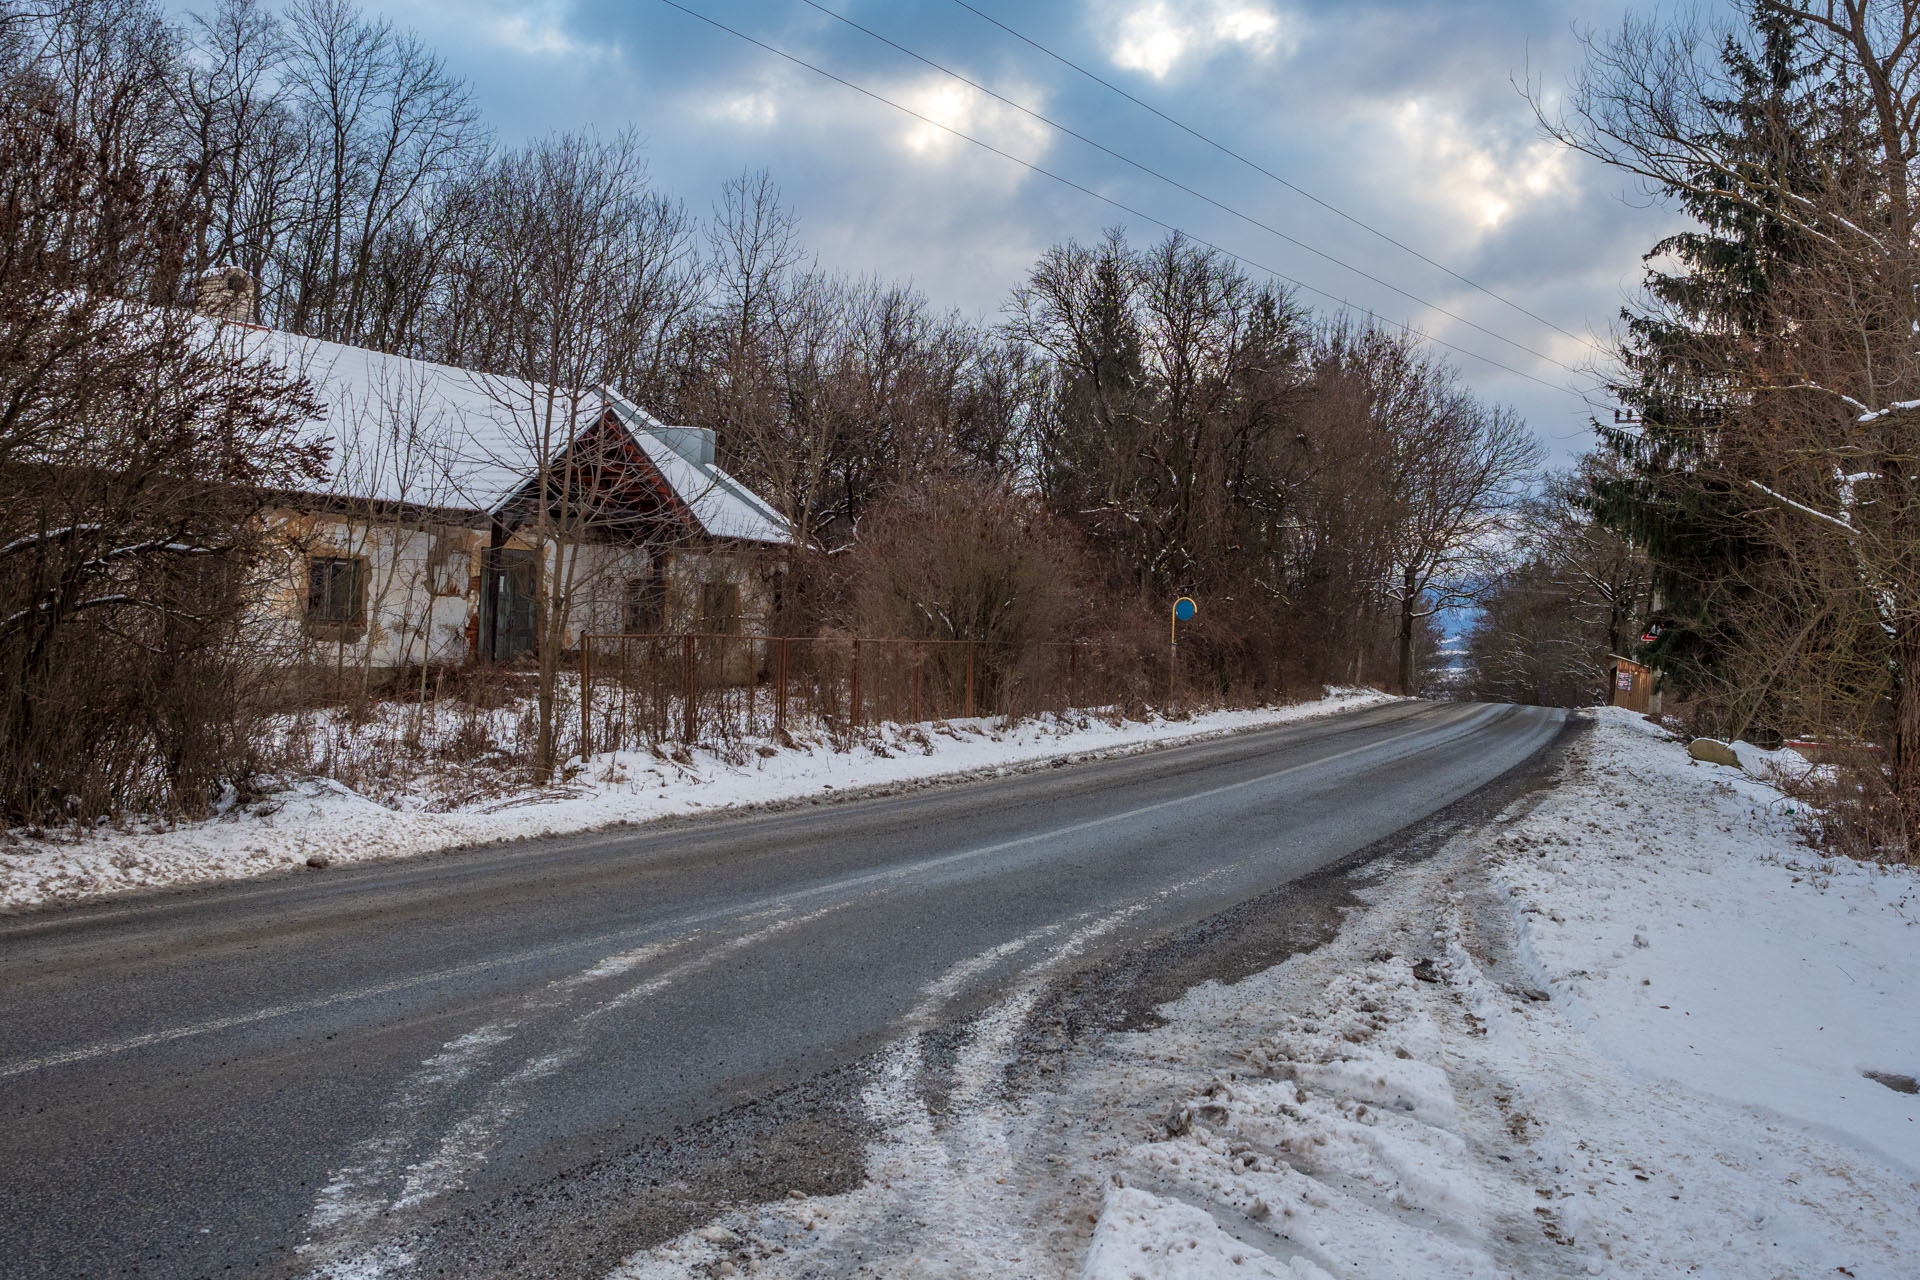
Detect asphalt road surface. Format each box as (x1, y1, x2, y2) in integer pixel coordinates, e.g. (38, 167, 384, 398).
(0, 699, 1566, 1279)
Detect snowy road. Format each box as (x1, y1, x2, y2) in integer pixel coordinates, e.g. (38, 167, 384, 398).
(0, 699, 1563, 1279)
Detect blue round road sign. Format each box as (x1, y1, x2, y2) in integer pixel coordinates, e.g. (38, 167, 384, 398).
(1174, 597, 1196, 621)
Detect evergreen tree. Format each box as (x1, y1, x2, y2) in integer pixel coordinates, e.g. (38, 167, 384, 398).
(1593, 3, 1833, 715)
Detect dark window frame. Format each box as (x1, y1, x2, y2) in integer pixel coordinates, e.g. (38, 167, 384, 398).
(305, 553, 367, 638)
(623, 557, 668, 634)
(425, 526, 472, 598)
(699, 580, 741, 636)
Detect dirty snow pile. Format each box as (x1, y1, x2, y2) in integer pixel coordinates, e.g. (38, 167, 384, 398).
(1079, 706, 1919, 1280)
(0, 691, 1391, 912)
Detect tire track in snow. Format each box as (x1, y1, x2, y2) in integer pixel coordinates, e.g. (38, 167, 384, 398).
(297, 892, 891, 1278)
(610, 865, 1236, 1277)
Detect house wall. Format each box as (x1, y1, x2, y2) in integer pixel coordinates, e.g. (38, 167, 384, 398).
(268, 510, 485, 672)
(661, 547, 777, 635)
(266, 509, 781, 675)
(543, 538, 654, 645)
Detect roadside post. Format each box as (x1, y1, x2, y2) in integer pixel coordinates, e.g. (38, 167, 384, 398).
(579, 636, 592, 763)
(1170, 596, 1196, 709)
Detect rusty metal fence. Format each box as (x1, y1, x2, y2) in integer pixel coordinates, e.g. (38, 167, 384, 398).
(579, 633, 1161, 754)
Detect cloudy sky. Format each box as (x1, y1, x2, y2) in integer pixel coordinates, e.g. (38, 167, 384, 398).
(378, 0, 1688, 462)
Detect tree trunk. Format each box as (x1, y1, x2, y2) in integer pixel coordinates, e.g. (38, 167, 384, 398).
(534, 659, 556, 786)
(533, 559, 557, 786)
(1397, 570, 1417, 696)
(1893, 617, 1920, 864)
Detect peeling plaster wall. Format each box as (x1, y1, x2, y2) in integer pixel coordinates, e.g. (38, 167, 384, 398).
(268, 510, 484, 670)
(264, 509, 782, 672)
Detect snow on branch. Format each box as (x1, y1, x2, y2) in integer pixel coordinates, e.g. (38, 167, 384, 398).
(83, 539, 225, 569)
(1856, 399, 1920, 424)
(1747, 480, 1860, 538)
(0, 593, 208, 635)
(0, 525, 107, 558)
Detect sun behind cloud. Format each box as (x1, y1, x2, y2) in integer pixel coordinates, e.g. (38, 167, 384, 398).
(895, 74, 1053, 167)
(1377, 98, 1573, 240)
(1105, 1, 1296, 80)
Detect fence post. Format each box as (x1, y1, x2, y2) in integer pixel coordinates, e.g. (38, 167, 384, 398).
(775, 637, 789, 734)
(650, 636, 663, 743)
(912, 645, 923, 724)
(1067, 643, 1077, 712)
(620, 636, 632, 752)
(682, 634, 697, 745)
(965, 645, 976, 718)
(579, 636, 592, 762)
(850, 637, 862, 730)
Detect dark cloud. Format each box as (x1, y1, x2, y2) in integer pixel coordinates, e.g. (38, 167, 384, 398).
(345, 0, 1689, 461)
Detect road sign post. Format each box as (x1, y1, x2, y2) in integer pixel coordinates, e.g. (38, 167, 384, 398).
(1170, 596, 1196, 708)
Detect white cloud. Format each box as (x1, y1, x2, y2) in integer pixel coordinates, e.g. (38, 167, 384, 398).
(894, 76, 1053, 166)
(1106, 1, 1295, 80)
(476, 2, 620, 63)
(707, 92, 779, 129)
(1373, 98, 1573, 239)
(674, 66, 1055, 205)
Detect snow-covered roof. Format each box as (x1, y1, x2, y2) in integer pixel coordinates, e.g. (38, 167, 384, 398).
(226, 325, 793, 546)
(601, 392, 793, 544)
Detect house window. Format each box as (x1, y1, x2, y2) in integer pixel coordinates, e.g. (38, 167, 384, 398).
(700, 581, 741, 635)
(306, 555, 365, 629)
(624, 568, 665, 634)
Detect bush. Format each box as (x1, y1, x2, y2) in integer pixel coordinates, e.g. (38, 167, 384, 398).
(845, 475, 1097, 707)
(1771, 749, 1911, 865)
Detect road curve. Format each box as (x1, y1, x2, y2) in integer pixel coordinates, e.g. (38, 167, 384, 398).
(0, 699, 1565, 1278)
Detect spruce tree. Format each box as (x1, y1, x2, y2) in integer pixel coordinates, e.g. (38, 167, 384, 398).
(1592, 3, 1833, 720)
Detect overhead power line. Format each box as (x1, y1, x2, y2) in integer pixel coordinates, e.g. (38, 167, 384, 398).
(948, 0, 1606, 357)
(796, 0, 1579, 376)
(651, 0, 1606, 410)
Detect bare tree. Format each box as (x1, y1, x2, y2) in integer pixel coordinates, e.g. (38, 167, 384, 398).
(277, 0, 486, 348)
(685, 171, 841, 542)
(1467, 460, 1654, 707)
(1, 2, 324, 823)
(1006, 230, 1310, 601)
(1310, 321, 1540, 693)
(459, 131, 703, 783)
(298, 355, 462, 701)
(1383, 398, 1540, 696)
(1541, 0, 1920, 856)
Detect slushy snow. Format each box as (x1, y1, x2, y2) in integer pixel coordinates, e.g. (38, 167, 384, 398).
(1078, 707, 1919, 1280)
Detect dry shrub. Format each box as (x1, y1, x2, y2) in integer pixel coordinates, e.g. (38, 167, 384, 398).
(445, 664, 539, 711)
(1770, 749, 1911, 865)
(846, 475, 1098, 709)
(436, 712, 501, 764)
(1169, 594, 1317, 706)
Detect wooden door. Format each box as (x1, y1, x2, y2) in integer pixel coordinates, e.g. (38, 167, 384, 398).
(489, 548, 540, 661)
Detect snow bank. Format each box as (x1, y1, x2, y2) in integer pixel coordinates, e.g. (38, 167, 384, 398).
(0, 691, 1394, 913)
(582, 705, 1915, 1279)
(1486, 705, 1920, 1173)
(1076, 705, 1920, 1280)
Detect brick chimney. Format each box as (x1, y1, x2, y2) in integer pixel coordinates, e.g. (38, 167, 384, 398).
(194, 267, 255, 324)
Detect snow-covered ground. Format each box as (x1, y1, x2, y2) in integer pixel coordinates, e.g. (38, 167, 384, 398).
(0, 690, 1392, 913)
(611, 706, 1918, 1279)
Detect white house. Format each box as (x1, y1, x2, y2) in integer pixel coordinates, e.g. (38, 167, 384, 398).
(222, 319, 793, 672)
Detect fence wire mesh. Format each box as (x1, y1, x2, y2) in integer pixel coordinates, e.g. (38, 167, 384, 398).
(579, 633, 1163, 754)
